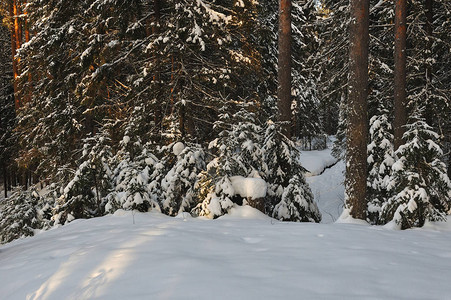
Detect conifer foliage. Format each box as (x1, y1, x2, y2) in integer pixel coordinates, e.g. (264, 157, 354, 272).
(54, 131, 114, 225)
(162, 143, 205, 216)
(382, 110, 451, 229)
(264, 121, 321, 222)
(3, 0, 450, 248)
(367, 109, 394, 224)
(0, 187, 51, 243)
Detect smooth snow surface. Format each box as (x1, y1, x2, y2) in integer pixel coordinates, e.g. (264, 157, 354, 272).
(299, 148, 338, 176)
(2, 208, 451, 299)
(229, 176, 267, 199)
(303, 150, 344, 223)
(172, 142, 185, 156)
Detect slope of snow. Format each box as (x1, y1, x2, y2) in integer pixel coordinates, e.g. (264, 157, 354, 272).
(307, 160, 345, 223)
(298, 145, 345, 223)
(2, 208, 451, 300)
(299, 147, 338, 176)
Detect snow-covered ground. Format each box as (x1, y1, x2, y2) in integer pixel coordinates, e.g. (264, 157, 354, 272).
(307, 160, 345, 223)
(2, 208, 451, 299)
(299, 147, 338, 176)
(300, 146, 344, 223)
(2, 147, 451, 299)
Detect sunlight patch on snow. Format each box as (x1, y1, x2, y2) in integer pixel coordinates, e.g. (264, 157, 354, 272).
(2, 211, 451, 299)
(75, 230, 161, 299)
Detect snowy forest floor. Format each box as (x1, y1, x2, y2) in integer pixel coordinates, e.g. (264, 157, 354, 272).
(1, 148, 451, 299)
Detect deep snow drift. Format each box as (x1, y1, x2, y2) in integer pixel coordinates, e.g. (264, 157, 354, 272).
(1, 208, 451, 299)
(1, 147, 451, 299)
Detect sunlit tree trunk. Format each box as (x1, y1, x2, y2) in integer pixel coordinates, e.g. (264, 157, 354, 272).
(277, 0, 292, 139)
(393, 0, 407, 150)
(9, 0, 19, 110)
(345, 0, 369, 220)
(24, 3, 32, 104)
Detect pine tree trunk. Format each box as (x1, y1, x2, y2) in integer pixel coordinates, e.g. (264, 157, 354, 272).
(14, 0, 22, 47)
(13, 0, 22, 109)
(424, 0, 434, 125)
(7, 170, 11, 192)
(3, 164, 7, 198)
(9, 0, 19, 110)
(346, 0, 369, 220)
(277, 0, 292, 139)
(393, 0, 407, 150)
(24, 6, 32, 104)
(152, 0, 163, 136)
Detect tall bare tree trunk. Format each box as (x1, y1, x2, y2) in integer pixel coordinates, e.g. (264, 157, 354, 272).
(9, 0, 19, 110)
(393, 0, 407, 150)
(24, 4, 32, 104)
(277, 0, 292, 139)
(346, 0, 369, 220)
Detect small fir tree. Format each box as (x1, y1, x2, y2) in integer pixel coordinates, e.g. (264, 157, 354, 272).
(105, 135, 161, 213)
(0, 187, 51, 244)
(382, 110, 451, 229)
(263, 121, 321, 222)
(192, 106, 264, 218)
(367, 109, 394, 224)
(53, 130, 114, 225)
(161, 143, 205, 216)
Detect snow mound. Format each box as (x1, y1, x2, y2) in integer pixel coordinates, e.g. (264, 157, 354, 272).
(2, 211, 451, 299)
(299, 148, 338, 176)
(218, 205, 271, 220)
(173, 142, 185, 156)
(229, 176, 267, 199)
(336, 208, 369, 226)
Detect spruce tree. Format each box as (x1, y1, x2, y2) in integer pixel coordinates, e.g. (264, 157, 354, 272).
(316, 0, 349, 138)
(367, 108, 394, 224)
(16, 0, 89, 182)
(105, 135, 161, 213)
(382, 109, 451, 229)
(161, 143, 205, 216)
(54, 130, 114, 224)
(0, 187, 51, 243)
(263, 121, 321, 222)
(0, 18, 15, 197)
(192, 105, 264, 218)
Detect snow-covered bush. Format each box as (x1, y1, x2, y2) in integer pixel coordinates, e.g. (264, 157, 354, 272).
(274, 174, 321, 222)
(192, 145, 243, 219)
(192, 107, 265, 218)
(161, 143, 205, 216)
(367, 110, 394, 224)
(53, 131, 114, 225)
(105, 137, 161, 213)
(0, 187, 52, 244)
(382, 113, 451, 229)
(263, 121, 321, 222)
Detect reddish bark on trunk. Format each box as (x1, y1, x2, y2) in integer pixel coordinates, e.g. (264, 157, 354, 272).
(346, 0, 369, 220)
(277, 0, 292, 139)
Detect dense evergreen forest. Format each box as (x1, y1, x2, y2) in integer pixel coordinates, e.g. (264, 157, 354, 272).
(0, 0, 450, 243)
